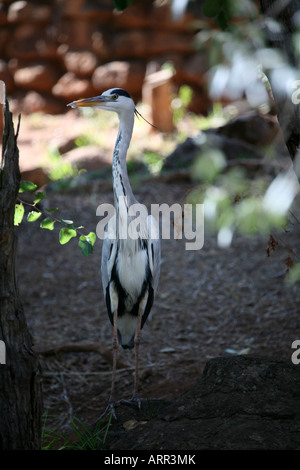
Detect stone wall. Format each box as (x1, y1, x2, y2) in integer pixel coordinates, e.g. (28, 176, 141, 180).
(0, 0, 210, 115)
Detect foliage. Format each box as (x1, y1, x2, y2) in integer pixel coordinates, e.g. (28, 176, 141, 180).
(180, 0, 300, 282)
(41, 411, 112, 450)
(47, 145, 79, 182)
(203, 0, 257, 30)
(15, 181, 96, 256)
(113, 0, 133, 11)
(143, 151, 164, 174)
(172, 85, 194, 124)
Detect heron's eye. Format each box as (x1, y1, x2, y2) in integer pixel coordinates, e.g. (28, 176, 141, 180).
(112, 94, 118, 100)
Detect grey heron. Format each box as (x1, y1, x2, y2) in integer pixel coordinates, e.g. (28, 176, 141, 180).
(68, 89, 161, 403)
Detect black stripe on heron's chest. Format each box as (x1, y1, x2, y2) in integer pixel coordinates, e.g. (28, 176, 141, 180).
(113, 131, 127, 198)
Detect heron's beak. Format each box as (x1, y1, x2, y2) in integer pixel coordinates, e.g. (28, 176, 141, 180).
(67, 95, 110, 108)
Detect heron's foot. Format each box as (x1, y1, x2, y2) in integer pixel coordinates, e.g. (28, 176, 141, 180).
(114, 395, 142, 410)
(131, 394, 142, 409)
(99, 396, 144, 423)
(98, 400, 117, 421)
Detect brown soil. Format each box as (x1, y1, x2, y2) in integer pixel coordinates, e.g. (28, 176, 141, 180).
(15, 114, 300, 448)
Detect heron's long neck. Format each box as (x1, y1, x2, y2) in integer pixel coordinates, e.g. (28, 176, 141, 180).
(112, 112, 135, 208)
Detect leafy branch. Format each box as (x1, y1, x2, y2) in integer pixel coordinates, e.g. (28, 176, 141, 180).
(15, 181, 96, 256)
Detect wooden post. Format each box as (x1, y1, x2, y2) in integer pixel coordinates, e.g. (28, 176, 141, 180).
(143, 69, 175, 133)
(0, 82, 42, 449)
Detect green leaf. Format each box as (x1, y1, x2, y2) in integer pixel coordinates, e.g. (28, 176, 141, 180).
(27, 211, 42, 222)
(14, 203, 25, 226)
(78, 232, 96, 256)
(215, 10, 231, 30)
(40, 217, 55, 230)
(114, 0, 133, 11)
(85, 232, 96, 246)
(203, 0, 222, 17)
(44, 207, 58, 213)
(60, 218, 75, 229)
(59, 227, 77, 245)
(78, 238, 93, 256)
(33, 191, 46, 204)
(19, 180, 37, 193)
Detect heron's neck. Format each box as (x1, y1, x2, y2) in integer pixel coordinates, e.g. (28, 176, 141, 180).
(112, 112, 136, 208)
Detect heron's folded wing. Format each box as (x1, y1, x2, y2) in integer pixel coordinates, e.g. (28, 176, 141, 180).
(147, 214, 161, 293)
(101, 215, 118, 295)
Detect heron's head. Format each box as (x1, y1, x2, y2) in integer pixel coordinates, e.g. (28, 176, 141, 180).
(67, 88, 135, 115)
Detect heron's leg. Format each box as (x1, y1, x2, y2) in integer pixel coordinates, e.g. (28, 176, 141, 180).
(133, 308, 143, 399)
(110, 310, 119, 403)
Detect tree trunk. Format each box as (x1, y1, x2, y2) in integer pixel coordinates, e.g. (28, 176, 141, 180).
(0, 87, 42, 449)
(260, 0, 300, 161)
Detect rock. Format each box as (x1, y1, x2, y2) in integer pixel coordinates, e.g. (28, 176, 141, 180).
(11, 90, 65, 114)
(25, 91, 65, 114)
(146, 31, 194, 56)
(59, 18, 102, 50)
(7, 1, 52, 24)
(13, 62, 61, 93)
(216, 112, 281, 147)
(111, 30, 193, 59)
(105, 356, 300, 450)
(111, 31, 147, 59)
(113, 2, 197, 33)
(50, 134, 78, 155)
(162, 133, 263, 172)
(21, 167, 49, 188)
(92, 61, 146, 97)
(0, 28, 10, 58)
(163, 113, 283, 172)
(62, 145, 111, 171)
(52, 72, 97, 102)
(5, 24, 57, 60)
(59, 0, 113, 21)
(0, 3, 8, 26)
(63, 49, 98, 78)
(91, 32, 111, 61)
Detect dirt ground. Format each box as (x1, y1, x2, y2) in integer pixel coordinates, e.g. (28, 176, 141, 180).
(15, 113, 300, 447)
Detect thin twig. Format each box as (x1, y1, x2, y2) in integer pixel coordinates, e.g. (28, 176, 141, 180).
(17, 196, 90, 239)
(37, 342, 128, 368)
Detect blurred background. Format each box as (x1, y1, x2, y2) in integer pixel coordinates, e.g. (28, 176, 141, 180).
(5, 0, 300, 446)
(1, 0, 209, 115)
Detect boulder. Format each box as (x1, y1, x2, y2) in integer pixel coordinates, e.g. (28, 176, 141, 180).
(104, 356, 300, 450)
(13, 62, 61, 93)
(62, 145, 111, 171)
(215, 112, 280, 147)
(111, 31, 147, 59)
(146, 31, 194, 56)
(7, 1, 52, 24)
(21, 167, 49, 188)
(59, 0, 113, 22)
(52, 72, 97, 102)
(11, 90, 65, 114)
(91, 31, 111, 61)
(24, 91, 65, 114)
(5, 24, 58, 60)
(59, 18, 102, 50)
(63, 50, 98, 78)
(92, 61, 146, 97)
